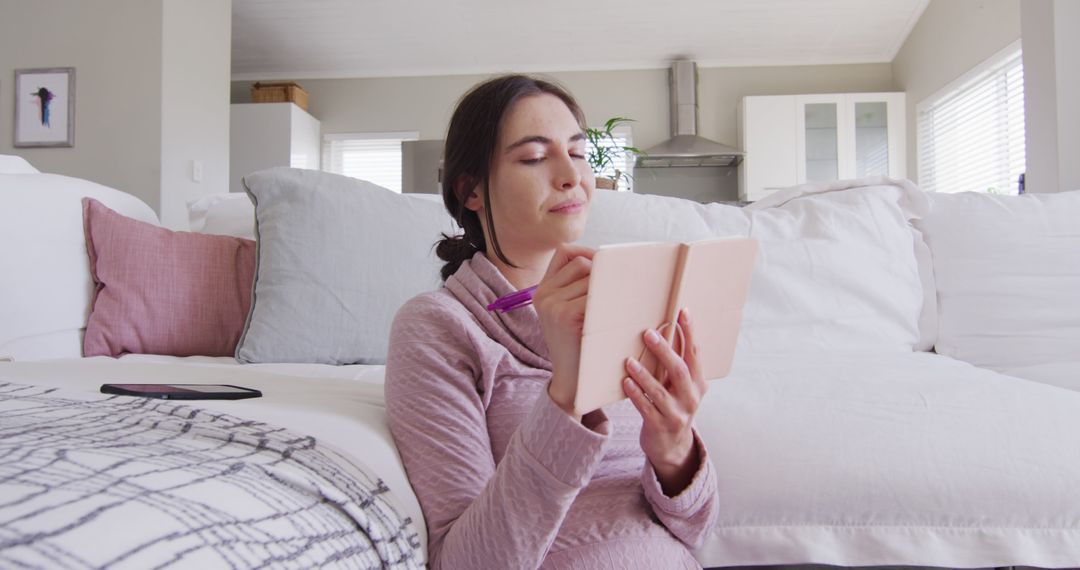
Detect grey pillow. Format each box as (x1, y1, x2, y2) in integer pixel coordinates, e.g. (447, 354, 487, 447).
(237, 168, 455, 365)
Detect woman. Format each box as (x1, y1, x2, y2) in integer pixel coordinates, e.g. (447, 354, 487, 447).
(385, 75, 719, 569)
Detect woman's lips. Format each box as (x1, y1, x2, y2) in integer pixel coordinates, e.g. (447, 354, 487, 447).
(550, 201, 584, 214)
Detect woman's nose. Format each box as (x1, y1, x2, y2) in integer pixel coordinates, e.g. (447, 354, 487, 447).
(554, 153, 581, 190)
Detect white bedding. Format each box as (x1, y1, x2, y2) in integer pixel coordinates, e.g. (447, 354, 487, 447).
(3, 352, 1079, 567)
(999, 360, 1080, 393)
(0, 355, 428, 567)
(0, 381, 421, 568)
(700, 350, 1080, 566)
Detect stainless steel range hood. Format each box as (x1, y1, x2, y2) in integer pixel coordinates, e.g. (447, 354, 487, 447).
(637, 60, 744, 168)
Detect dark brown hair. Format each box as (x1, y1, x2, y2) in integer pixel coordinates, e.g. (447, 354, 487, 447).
(436, 74, 586, 281)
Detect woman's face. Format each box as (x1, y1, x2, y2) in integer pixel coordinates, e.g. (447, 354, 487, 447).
(466, 93, 595, 257)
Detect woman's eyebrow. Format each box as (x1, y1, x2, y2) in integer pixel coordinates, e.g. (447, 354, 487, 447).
(505, 135, 550, 152)
(505, 132, 587, 152)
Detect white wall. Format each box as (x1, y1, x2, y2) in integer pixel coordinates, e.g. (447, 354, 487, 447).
(1056, 0, 1080, 193)
(0, 0, 164, 212)
(891, 0, 1022, 183)
(1, 0, 231, 223)
(1022, 0, 1080, 193)
(159, 0, 232, 229)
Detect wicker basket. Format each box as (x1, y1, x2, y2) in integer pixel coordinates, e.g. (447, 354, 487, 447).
(251, 82, 309, 111)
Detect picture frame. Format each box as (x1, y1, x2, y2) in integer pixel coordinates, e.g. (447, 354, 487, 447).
(14, 67, 75, 148)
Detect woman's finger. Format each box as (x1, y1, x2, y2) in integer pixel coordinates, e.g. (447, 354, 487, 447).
(546, 274, 589, 304)
(559, 243, 596, 260)
(541, 244, 595, 285)
(622, 377, 662, 425)
(558, 296, 589, 330)
(642, 326, 698, 408)
(678, 308, 707, 396)
(537, 255, 592, 294)
(625, 356, 680, 421)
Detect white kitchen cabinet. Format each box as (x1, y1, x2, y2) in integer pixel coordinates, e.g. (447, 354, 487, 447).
(230, 103, 320, 194)
(738, 92, 905, 202)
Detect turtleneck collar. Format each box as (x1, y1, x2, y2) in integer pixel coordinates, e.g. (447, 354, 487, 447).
(443, 252, 551, 371)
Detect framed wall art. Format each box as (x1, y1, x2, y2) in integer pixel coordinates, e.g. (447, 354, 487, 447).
(15, 67, 75, 148)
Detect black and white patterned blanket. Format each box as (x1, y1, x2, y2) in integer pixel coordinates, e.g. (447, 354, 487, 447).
(0, 382, 422, 569)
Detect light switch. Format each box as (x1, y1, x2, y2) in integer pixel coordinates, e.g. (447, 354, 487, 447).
(192, 160, 203, 183)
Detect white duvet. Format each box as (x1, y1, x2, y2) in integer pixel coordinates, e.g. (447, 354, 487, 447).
(0, 355, 429, 568)
(701, 350, 1080, 566)
(998, 360, 1080, 393)
(2, 351, 1079, 567)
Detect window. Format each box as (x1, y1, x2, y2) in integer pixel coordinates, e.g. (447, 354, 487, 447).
(917, 41, 1026, 195)
(323, 132, 419, 193)
(587, 124, 635, 192)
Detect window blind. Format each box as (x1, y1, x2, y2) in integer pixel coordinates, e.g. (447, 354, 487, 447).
(917, 45, 1026, 195)
(323, 132, 418, 193)
(587, 125, 635, 192)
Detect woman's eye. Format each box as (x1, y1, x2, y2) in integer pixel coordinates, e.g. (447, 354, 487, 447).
(570, 153, 586, 160)
(521, 157, 544, 165)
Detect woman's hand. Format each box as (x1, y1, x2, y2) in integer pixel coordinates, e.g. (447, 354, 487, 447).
(533, 244, 595, 417)
(622, 307, 706, 496)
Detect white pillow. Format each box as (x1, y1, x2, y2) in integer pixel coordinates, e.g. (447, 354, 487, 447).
(236, 168, 456, 365)
(0, 155, 40, 174)
(580, 182, 929, 354)
(188, 192, 256, 239)
(188, 190, 443, 240)
(577, 190, 749, 248)
(741, 178, 930, 352)
(0, 173, 158, 360)
(917, 190, 1080, 370)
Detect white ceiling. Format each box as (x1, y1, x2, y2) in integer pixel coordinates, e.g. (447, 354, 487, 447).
(232, 0, 929, 80)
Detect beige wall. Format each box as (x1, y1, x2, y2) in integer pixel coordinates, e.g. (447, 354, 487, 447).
(1, 0, 231, 225)
(1021, 0, 1080, 193)
(1054, 0, 1080, 193)
(233, 63, 893, 201)
(231, 71, 668, 145)
(160, 0, 232, 228)
(892, 0, 1022, 183)
(1, 0, 165, 211)
(233, 63, 893, 152)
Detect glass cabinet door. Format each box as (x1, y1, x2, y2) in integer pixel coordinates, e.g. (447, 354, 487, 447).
(746, 92, 904, 200)
(854, 101, 889, 177)
(803, 103, 838, 182)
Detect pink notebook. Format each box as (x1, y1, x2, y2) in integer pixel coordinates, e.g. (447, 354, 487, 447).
(574, 237, 758, 415)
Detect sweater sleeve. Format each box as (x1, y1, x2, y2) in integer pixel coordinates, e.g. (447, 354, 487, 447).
(640, 428, 720, 549)
(384, 296, 611, 570)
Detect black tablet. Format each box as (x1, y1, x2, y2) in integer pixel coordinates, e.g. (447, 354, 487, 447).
(100, 383, 262, 400)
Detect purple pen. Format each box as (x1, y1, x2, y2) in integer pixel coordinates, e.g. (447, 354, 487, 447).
(487, 285, 539, 313)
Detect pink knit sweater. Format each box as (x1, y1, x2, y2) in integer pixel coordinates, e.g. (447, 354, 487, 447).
(385, 252, 719, 569)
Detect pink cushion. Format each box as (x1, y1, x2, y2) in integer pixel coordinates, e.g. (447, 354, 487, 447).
(82, 198, 256, 357)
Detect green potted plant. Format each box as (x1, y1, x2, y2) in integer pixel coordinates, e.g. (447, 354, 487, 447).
(585, 117, 643, 190)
